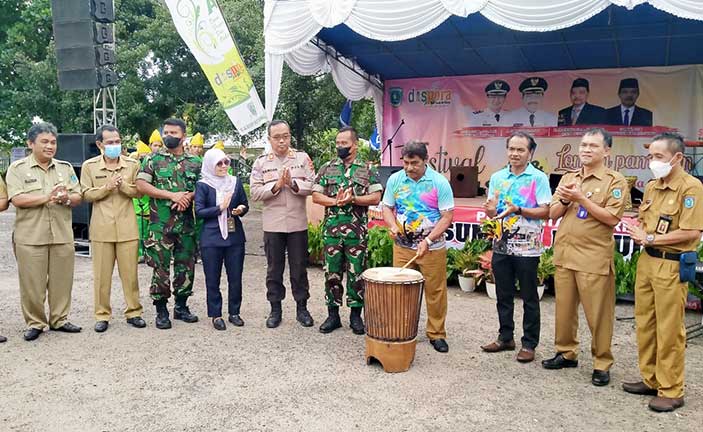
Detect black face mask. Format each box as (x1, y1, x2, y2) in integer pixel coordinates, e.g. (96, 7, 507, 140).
(164, 135, 181, 149)
(336, 146, 351, 160)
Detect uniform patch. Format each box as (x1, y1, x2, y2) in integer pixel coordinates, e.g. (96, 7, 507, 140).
(612, 188, 622, 199)
(684, 196, 695, 208)
(70, 175, 78, 183)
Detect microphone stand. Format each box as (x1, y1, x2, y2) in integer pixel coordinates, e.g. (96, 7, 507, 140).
(381, 119, 405, 166)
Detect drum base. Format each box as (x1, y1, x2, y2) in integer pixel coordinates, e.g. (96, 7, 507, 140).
(365, 336, 417, 373)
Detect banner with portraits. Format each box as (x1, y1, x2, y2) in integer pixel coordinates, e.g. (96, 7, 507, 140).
(382, 65, 703, 190)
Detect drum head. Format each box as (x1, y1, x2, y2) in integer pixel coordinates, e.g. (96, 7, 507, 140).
(362, 267, 424, 283)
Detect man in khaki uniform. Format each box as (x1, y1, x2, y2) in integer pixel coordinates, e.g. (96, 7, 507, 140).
(81, 125, 145, 333)
(624, 132, 703, 412)
(543, 128, 627, 387)
(250, 120, 315, 329)
(6, 122, 83, 341)
(0, 175, 9, 343)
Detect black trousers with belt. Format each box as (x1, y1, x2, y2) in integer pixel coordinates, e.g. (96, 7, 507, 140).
(263, 230, 310, 304)
(492, 252, 541, 349)
(201, 244, 245, 317)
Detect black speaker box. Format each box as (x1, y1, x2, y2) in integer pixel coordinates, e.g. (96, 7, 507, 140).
(378, 166, 403, 188)
(449, 166, 478, 198)
(55, 133, 100, 167)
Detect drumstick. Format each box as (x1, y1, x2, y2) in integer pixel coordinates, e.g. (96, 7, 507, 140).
(400, 254, 419, 270)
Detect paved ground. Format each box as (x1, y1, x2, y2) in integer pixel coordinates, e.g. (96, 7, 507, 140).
(0, 207, 701, 431)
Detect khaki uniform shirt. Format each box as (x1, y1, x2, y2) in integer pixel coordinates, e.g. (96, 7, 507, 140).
(551, 166, 628, 275)
(81, 155, 141, 242)
(6, 154, 81, 245)
(638, 169, 703, 253)
(250, 149, 315, 233)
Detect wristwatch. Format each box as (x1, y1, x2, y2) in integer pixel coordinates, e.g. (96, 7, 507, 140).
(645, 234, 655, 246)
(559, 199, 571, 206)
(424, 237, 433, 247)
(516, 207, 522, 215)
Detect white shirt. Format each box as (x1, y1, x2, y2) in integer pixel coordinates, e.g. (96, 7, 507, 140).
(468, 108, 512, 126)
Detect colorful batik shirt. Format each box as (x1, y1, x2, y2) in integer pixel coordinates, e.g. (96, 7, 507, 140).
(487, 163, 551, 257)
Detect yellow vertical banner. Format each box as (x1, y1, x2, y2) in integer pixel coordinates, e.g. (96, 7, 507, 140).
(165, 0, 266, 134)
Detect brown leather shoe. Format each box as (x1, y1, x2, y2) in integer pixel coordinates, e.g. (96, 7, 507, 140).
(622, 381, 658, 396)
(516, 347, 535, 363)
(481, 340, 516, 352)
(648, 396, 684, 412)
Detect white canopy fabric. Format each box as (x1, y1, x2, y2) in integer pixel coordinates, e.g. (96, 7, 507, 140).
(264, 0, 703, 131)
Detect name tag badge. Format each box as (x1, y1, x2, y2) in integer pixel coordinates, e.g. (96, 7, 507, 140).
(656, 215, 672, 235)
(227, 216, 236, 233)
(576, 205, 588, 219)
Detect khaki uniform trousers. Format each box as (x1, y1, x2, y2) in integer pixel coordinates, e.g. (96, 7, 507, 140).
(92, 240, 142, 321)
(15, 243, 74, 330)
(393, 245, 447, 340)
(554, 265, 615, 371)
(634, 252, 688, 399)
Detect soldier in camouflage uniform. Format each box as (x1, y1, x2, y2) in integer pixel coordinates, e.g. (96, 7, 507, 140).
(136, 118, 201, 329)
(312, 126, 383, 334)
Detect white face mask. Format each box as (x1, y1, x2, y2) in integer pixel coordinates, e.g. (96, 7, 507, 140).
(649, 157, 675, 179)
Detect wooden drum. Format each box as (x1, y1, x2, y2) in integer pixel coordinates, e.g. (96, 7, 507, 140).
(362, 267, 424, 373)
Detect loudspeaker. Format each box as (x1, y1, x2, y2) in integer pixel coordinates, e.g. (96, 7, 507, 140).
(549, 173, 563, 194)
(378, 166, 403, 188)
(449, 166, 478, 198)
(51, 0, 116, 90)
(55, 133, 100, 167)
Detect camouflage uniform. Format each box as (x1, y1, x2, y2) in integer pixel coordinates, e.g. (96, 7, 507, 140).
(313, 158, 382, 307)
(137, 152, 201, 301)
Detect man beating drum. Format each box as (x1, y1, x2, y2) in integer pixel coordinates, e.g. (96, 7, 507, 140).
(381, 140, 455, 353)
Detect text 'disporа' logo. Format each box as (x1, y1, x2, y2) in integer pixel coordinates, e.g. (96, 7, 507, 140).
(389, 87, 452, 107)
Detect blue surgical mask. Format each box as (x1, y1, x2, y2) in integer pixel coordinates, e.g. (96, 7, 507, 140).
(104, 144, 121, 159)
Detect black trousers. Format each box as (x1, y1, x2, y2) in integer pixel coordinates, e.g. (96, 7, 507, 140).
(201, 244, 245, 317)
(492, 252, 541, 349)
(263, 230, 310, 303)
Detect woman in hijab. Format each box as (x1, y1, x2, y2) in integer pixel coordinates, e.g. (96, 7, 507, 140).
(195, 149, 248, 330)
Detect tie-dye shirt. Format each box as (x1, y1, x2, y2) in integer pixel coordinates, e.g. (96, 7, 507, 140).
(382, 166, 454, 250)
(487, 163, 551, 257)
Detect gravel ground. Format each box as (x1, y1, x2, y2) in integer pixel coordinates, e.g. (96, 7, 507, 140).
(0, 207, 701, 431)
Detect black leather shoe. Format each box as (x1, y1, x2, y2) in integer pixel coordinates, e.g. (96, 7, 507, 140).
(319, 307, 342, 333)
(430, 339, 449, 353)
(173, 303, 199, 323)
(228, 315, 245, 327)
(349, 307, 365, 335)
(51, 322, 82, 333)
(0, 335, 6, 343)
(24, 328, 42, 341)
(296, 309, 314, 327)
(266, 302, 282, 328)
(592, 369, 610, 386)
(94, 321, 109, 333)
(541, 353, 578, 369)
(126, 317, 146, 328)
(212, 317, 226, 331)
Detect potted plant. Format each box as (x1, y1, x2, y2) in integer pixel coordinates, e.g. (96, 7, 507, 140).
(536, 247, 556, 300)
(473, 250, 496, 299)
(615, 250, 640, 302)
(454, 251, 480, 292)
(307, 222, 324, 266)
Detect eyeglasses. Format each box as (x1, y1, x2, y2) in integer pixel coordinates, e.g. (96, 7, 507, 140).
(216, 159, 231, 167)
(270, 134, 291, 141)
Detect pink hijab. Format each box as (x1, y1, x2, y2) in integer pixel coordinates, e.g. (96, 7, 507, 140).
(199, 149, 236, 239)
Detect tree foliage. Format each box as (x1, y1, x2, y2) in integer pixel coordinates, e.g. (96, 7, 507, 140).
(0, 0, 376, 154)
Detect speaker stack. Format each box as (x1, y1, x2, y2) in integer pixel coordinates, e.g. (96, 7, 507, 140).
(51, 0, 117, 90)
